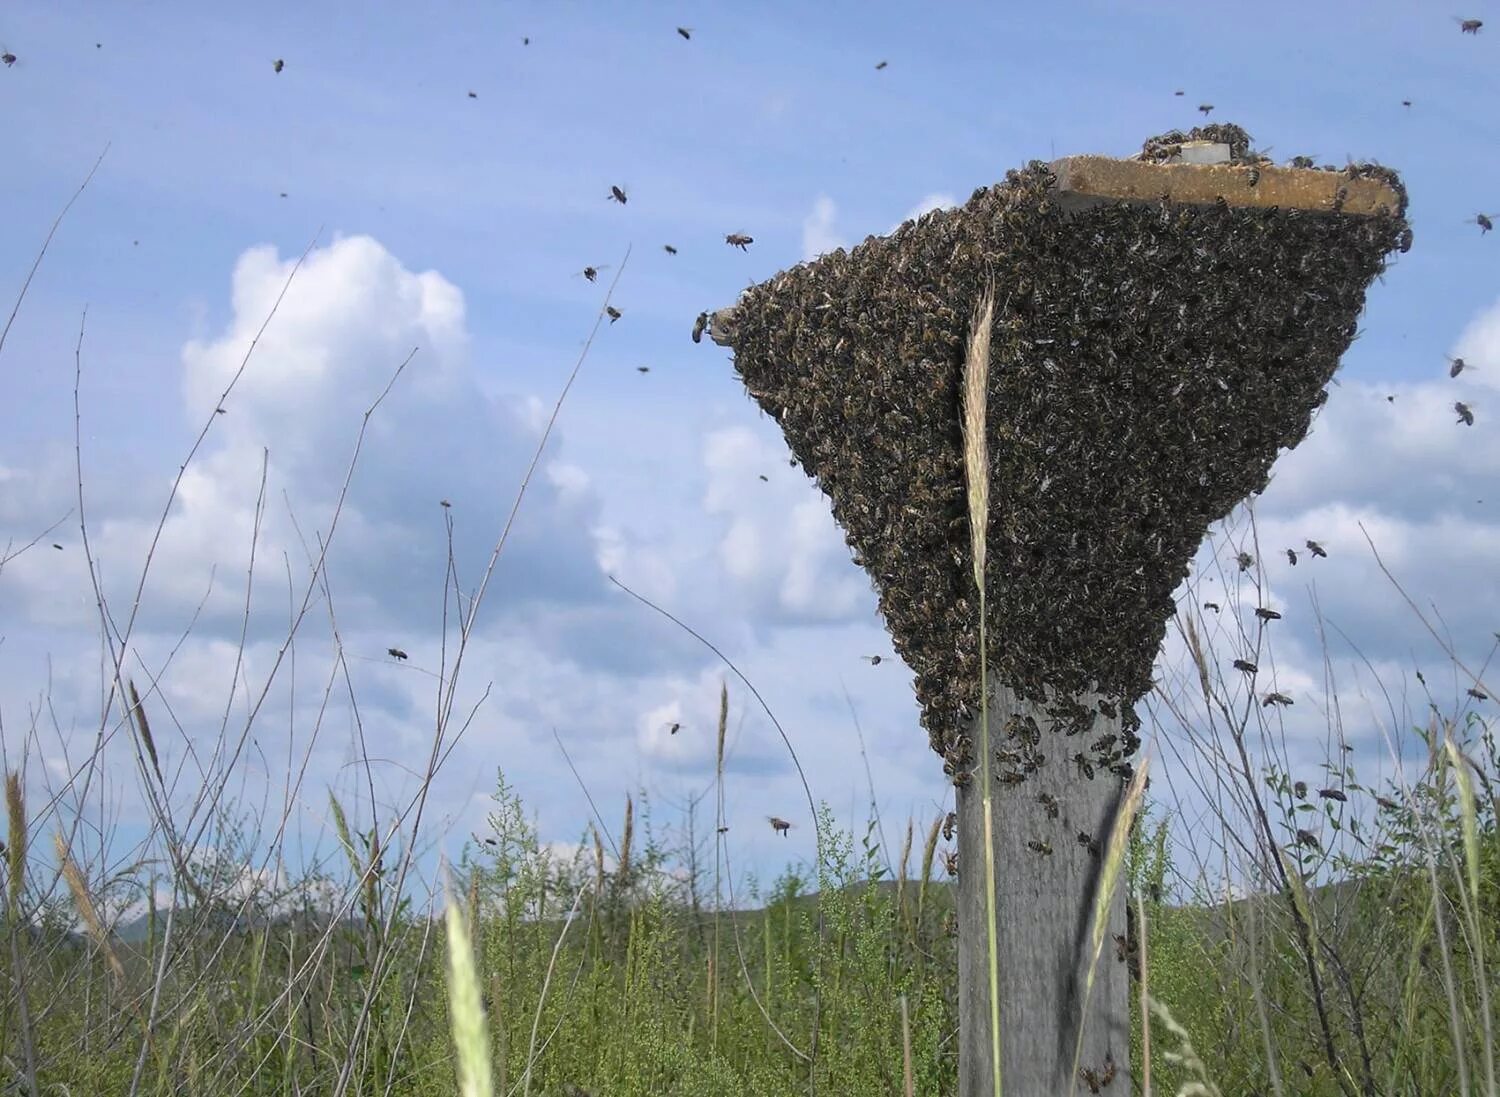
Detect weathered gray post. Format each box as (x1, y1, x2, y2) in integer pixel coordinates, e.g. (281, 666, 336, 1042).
(702, 125, 1408, 1095)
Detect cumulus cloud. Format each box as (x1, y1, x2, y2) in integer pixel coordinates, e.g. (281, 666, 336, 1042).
(802, 195, 846, 261)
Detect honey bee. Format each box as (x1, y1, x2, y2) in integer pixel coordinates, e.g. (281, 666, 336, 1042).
(1203, 601, 1221, 613)
(861, 655, 883, 665)
(1027, 839, 1052, 856)
(636, 366, 650, 373)
(875, 60, 888, 70)
(667, 722, 681, 735)
(1291, 155, 1316, 169)
(1233, 659, 1258, 675)
(725, 233, 754, 250)
(215, 407, 227, 415)
(1077, 831, 1099, 855)
(1037, 792, 1059, 819)
(606, 306, 622, 323)
(663, 244, 678, 255)
(387, 647, 409, 661)
(757, 474, 768, 482)
(1236, 551, 1254, 571)
(1457, 17, 1483, 34)
(1173, 89, 1184, 96)
(1246, 165, 1261, 187)
(1456, 401, 1475, 426)
(440, 499, 451, 508)
(468, 90, 477, 99)
(1305, 539, 1327, 558)
(1262, 692, 1293, 707)
(943, 850, 959, 876)
(1294, 780, 1308, 799)
(717, 825, 729, 834)
(942, 811, 957, 841)
(608, 185, 628, 204)
(1113, 933, 1129, 962)
(1318, 788, 1347, 802)
(272, 58, 284, 73)
(1286, 548, 1299, 566)
(51, 543, 62, 550)
(1448, 356, 1471, 378)
(1254, 607, 1281, 621)
(577, 265, 610, 282)
(1402, 99, 1412, 107)
(1295, 828, 1320, 851)
(1375, 795, 1399, 811)
(691, 311, 709, 343)
(1198, 103, 1213, 115)
(677, 26, 693, 40)
(1477, 213, 1494, 233)
(1467, 687, 1489, 701)
(768, 816, 792, 836)
(1078, 1055, 1118, 1093)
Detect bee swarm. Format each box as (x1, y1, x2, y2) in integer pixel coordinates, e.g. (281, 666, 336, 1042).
(711, 125, 1409, 786)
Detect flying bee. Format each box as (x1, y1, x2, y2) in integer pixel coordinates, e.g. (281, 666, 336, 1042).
(1476, 213, 1493, 233)
(608, 185, 628, 204)
(1305, 539, 1327, 558)
(215, 407, 227, 415)
(576, 264, 610, 282)
(606, 306, 622, 323)
(1295, 828, 1320, 851)
(1402, 99, 1412, 107)
(875, 60, 888, 70)
(677, 26, 693, 40)
(1318, 788, 1347, 802)
(725, 233, 754, 250)
(1294, 780, 1308, 799)
(636, 366, 650, 373)
(861, 655, 883, 665)
(1233, 659, 1258, 675)
(273, 58, 284, 73)
(1286, 548, 1298, 566)
(663, 244, 678, 255)
(1457, 17, 1483, 34)
(440, 499, 451, 508)
(1255, 607, 1282, 621)
(51, 543, 62, 550)
(1375, 795, 1399, 811)
(1198, 103, 1214, 115)
(1027, 839, 1053, 856)
(1236, 551, 1254, 571)
(943, 850, 959, 876)
(767, 816, 792, 836)
(1456, 401, 1475, 426)
(1037, 792, 1059, 819)
(468, 90, 477, 98)
(717, 825, 729, 834)
(1203, 601, 1221, 613)
(1467, 687, 1489, 701)
(757, 474, 768, 482)
(666, 722, 681, 735)
(1173, 89, 1184, 96)
(1448, 356, 1472, 378)
(387, 647, 409, 661)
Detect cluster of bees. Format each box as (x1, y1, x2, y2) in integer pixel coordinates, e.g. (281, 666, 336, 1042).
(718, 124, 1409, 786)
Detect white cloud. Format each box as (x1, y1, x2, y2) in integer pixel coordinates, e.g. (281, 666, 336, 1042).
(802, 195, 846, 261)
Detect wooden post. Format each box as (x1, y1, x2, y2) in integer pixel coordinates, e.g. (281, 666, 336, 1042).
(956, 685, 1129, 1095)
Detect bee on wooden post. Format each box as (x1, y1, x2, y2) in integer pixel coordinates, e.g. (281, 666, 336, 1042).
(942, 811, 957, 841)
(608, 185, 628, 204)
(725, 233, 754, 250)
(1291, 155, 1316, 169)
(1246, 164, 1261, 187)
(1027, 839, 1053, 856)
(1456, 401, 1475, 426)
(767, 816, 792, 836)
(1305, 539, 1327, 558)
(1037, 792, 1059, 820)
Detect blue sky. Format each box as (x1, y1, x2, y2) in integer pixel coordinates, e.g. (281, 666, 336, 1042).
(2, 2, 1498, 911)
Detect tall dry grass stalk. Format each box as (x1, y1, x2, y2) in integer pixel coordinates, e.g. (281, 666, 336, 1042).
(1071, 757, 1149, 1093)
(4, 772, 23, 913)
(443, 873, 494, 1097)
(962, 284, 1001, 1097)
(917, 813, 941, 927)
(618, 795, 634, 891)
(126, 678, 164, 787)
(54, 832, 124, 983)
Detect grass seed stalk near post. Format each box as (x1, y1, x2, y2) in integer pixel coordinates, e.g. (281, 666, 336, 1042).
(699, 125, 1409, 1095)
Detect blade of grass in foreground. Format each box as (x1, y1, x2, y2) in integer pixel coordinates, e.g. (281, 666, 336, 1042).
(445, 870, 494, 1097)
